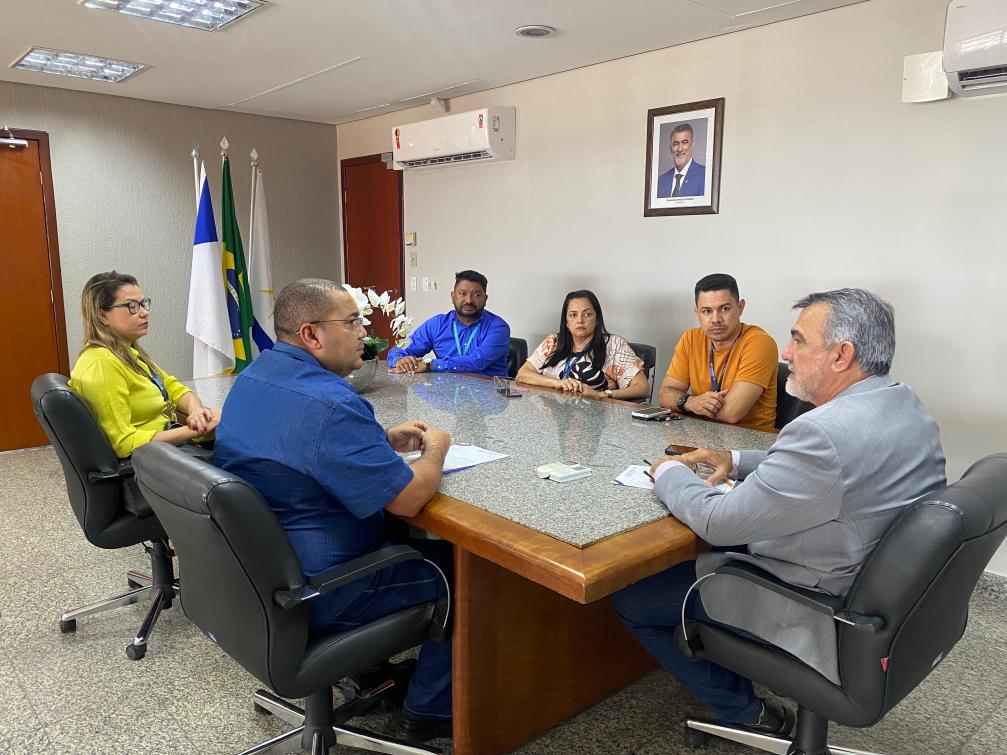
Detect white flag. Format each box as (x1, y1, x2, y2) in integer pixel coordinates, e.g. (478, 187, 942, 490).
(248, 167, 276, 356)
(186, 163, 235, 377)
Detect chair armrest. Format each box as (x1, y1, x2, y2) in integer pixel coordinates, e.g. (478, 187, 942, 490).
(273, 545, 424, 610)
(87, 459, 135, 483)
(715, 562, 884, 632)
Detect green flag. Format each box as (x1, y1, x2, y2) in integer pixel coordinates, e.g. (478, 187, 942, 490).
(221, 154, 254, 372)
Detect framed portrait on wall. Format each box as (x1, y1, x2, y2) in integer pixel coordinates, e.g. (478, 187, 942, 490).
(644, 98, 724, 217)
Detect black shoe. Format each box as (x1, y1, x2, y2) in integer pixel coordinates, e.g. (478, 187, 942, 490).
(394, 710, 453, 742)
(740, 698, 795, 737)
(336, 659, 417, 714)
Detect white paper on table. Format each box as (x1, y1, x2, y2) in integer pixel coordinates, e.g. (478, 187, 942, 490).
(400, 444, 509, 473)
(614, 465, 655, 490)
(615, 464, 737, 493)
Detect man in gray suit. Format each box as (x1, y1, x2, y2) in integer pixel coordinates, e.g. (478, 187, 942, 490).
(614, 288, 945, 736)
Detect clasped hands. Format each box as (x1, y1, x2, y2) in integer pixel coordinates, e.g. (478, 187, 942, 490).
(684, 390, 728, 418)
(648, 447, 733, 486)
(184, 407, 221, 435)
(386, 420, 451, 454)
(391, 356, 430, 374)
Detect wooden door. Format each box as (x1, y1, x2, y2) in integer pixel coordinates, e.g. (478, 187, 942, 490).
(341, 154, 404, 344)
(0, 130, 69, 451)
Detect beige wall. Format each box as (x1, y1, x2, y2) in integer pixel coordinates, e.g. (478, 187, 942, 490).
(1, 80, 341, 379)
(338, 0, 1007, 574)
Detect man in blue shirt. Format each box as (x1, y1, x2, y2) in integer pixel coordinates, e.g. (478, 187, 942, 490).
(214, 278, 454, 741)
(388, 270, 510, 376)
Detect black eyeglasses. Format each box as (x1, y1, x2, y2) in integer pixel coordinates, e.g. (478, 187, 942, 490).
(104, 298, 152, 315)
(308, 316, 365, 328)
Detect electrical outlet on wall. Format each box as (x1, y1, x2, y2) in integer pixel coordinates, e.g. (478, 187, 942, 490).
(408, 249, 418, 267)
(422, 277, 429, 292)
(410, 276, 417, 292)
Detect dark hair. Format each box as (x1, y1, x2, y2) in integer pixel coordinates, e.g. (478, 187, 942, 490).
(274, 278, 346, 340)
(454, 270, 487, 292)
(694, 273, 739, 303)
(793, 288, 895, 376)
(671, 123, 694, 139)
(544, 290, 610, 371)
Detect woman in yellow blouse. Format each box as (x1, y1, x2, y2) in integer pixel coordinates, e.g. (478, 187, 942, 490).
(69, 271, 220, 458)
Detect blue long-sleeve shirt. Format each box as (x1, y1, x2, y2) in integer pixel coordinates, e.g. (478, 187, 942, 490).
(387, 309, 511, 377)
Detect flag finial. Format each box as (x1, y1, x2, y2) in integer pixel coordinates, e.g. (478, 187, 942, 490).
(250, 147, 258, 167)
(191, 137, 199, 159)
(220, 136, 229, 155)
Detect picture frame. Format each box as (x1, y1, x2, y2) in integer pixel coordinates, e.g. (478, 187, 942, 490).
(644, 97, 725, 217)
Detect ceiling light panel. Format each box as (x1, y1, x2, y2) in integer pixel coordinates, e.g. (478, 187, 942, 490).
(11, 47, 146, 83)
(79, 0, 266, 32)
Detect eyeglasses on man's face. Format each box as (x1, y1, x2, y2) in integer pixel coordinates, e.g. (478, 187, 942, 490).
(104, 298, 152, 315)
(308, 316, 366, 329)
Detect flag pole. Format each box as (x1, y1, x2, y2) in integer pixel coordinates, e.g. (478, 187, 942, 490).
(191, 137, 200, 210)
(248, 147, 258, 273)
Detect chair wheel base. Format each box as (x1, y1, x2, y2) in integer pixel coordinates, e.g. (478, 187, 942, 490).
(126, 642, 146, 660)
(59, 618, 77, 634)
(683, 723, 708, 748)
(253, 702, 271, 715)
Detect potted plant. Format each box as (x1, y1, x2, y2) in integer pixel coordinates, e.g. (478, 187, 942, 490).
(342, 284, 415, 391)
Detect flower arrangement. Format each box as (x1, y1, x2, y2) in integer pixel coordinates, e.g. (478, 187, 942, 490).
(342, 284, 415, 361)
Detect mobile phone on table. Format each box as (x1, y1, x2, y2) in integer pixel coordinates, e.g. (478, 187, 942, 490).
(631, 406, 672, 421)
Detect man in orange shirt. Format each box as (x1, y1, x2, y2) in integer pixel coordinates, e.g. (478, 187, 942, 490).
(658, 274, 778, 432)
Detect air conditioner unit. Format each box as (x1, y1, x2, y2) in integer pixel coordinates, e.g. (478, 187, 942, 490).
(391, 107, 515, 170)
(943, 0, 1007, 97)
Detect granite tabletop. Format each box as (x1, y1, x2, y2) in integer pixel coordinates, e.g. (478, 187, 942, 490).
(187, 366, 778, 548)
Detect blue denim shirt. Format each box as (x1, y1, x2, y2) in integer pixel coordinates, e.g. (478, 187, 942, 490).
(214, 341, 413, 616)
(387, 309, 511, 377)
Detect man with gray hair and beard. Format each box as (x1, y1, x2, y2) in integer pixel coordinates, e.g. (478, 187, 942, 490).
(614, 288, 946, 738)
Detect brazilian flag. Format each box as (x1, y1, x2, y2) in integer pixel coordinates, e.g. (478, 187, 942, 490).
(221, 155, 254, 372)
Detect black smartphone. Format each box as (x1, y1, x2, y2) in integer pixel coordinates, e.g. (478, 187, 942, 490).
(664, 445, 682, 456)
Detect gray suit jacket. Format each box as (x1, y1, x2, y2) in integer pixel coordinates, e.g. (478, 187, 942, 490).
(655, 374, 946, 681)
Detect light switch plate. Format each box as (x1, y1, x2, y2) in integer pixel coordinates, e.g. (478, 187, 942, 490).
(408, 249, 418, 266)
(422, 277, 429, 292)
(410, 276, 417, 292)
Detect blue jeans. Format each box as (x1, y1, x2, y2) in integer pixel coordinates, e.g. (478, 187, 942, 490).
(311, 539, 453, 719)
(613, 560, 760, 723)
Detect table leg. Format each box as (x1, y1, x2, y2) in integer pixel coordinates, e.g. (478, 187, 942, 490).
(451, 547, 656, 754)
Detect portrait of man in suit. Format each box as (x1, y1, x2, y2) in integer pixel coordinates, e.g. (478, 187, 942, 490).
(656, 122, 706, 198)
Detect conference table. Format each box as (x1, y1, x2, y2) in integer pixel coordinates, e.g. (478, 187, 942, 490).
(187, 366, 777, 754)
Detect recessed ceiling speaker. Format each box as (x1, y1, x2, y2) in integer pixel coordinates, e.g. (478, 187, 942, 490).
(515, 25, 556, 38)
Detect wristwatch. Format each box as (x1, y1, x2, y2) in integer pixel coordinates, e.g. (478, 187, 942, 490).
(604, 389, 614, 399)
(676, 394, 689, 412)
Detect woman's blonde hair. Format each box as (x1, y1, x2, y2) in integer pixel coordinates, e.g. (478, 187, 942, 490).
(80, 271, 161, 378)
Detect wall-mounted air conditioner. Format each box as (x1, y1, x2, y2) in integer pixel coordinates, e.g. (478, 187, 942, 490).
(944, 0, 1007, 97)
(391, 107, 515, 170)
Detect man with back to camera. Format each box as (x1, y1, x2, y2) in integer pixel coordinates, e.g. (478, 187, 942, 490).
(656, 123, 706, 198)
(615, 288, 946, 737)
(388, 270, 511, 377)
(213, 278, 454, 741)
(659, 273, 779, 433)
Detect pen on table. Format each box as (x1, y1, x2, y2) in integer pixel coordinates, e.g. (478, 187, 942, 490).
(642, 459, 655, 483)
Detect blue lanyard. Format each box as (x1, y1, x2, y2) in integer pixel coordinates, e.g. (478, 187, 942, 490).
(708, 325, 742, 392)
(561, 347, 590, 379)
(136, 354, 169, 403)
(452, 320, 481, 356)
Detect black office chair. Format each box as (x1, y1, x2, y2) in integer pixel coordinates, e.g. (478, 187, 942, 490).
(628, 342, 658, 403)
(132, 442, 450, 755)
(775, 362, 815, 429)
(30, 373, 177, 661)
(675, 453, 1007, 755)
(508, 337, 528, 379)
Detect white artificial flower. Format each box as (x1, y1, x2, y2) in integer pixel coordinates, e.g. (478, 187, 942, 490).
(342, 284, 372, 315)
(367, 289, 381, 308)
(394, 299, 407, 316)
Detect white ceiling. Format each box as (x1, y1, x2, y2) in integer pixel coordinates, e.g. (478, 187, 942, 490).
(1, 0, 866, 125)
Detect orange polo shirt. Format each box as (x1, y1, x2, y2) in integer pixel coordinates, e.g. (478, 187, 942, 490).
(666, 324, 779, 432)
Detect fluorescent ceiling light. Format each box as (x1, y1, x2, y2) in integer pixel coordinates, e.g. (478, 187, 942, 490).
(79, 0, 266, 32)
(11, 47, 146, 83)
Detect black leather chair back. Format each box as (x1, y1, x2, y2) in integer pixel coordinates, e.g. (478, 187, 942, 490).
(133, 443, 311, 693)
(628, 342, 657, 403)
(30, 373, 162, 549)
(838, 453, 1007, 723)
(508, 337, 528, 379)
(775, 362, 814, 429)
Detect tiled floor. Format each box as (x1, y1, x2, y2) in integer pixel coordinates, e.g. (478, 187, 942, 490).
(1, 446, 1005, 754)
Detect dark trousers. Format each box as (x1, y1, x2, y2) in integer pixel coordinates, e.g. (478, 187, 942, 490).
(312, 538, 453, 719)
(613, 560, 760, 723)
